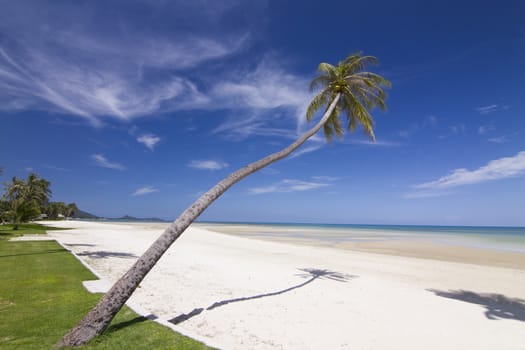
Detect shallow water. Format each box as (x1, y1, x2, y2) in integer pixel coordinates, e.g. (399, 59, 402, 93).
(101, 220, 525, 254)
(195, 222, 525, 254)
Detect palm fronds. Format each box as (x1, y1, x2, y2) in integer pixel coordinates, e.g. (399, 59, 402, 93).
(306, 52, 389, 142)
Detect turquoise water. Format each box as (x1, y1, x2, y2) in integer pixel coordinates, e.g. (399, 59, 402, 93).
(198, 222, 525, 254)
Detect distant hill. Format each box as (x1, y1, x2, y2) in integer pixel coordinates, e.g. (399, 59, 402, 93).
(72, 210, 166, 222)
(114, 215, 168, 222)
(72, 209, 99, 219)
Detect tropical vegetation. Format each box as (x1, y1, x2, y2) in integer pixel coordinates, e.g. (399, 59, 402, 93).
(59, 52, 390, 347)
(0, 173, 78, 228)
(1, 173, 51, 229)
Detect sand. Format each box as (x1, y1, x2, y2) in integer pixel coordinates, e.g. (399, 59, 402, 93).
(34, 220, 525, 350)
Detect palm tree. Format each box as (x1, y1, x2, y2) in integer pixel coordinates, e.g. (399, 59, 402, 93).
(25, 173, 52, 208)
(58, 53, 390, 347)
(2, 177, 25, 230)
(66, 203, 78, 218)
(2, 173, 52, 229)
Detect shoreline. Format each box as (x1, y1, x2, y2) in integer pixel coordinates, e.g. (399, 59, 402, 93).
(35, 220, 525, 350)
(167, 222, 525, 270)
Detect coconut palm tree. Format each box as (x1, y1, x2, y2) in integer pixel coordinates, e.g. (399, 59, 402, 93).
(66, 203, 78, 218)
(2, 177, 25, 229)
(25, 173, 52, 208)
(58, 52, 390, 347)
(2, 173, 51, 229)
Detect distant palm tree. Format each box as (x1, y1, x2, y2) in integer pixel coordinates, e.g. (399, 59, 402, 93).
(2, 173, 51, 229)
(2, 177, 25, 229)
(25, 173, 51, 208)
(66, 203, 78, 218)
(58, 53, 390, 347)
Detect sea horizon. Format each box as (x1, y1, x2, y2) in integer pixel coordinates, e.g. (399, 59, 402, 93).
(80, 217, 525, 230)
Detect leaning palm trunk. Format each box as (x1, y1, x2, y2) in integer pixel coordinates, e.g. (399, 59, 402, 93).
(57, 93, 341, 347)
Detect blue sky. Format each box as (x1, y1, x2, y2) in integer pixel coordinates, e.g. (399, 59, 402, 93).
(1, 0, 524, 226)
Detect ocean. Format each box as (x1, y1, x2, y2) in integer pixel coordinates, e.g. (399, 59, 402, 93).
(195, 222, 525, 254)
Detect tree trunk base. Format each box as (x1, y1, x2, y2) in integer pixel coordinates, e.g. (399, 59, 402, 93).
(56, 320, 103, 348)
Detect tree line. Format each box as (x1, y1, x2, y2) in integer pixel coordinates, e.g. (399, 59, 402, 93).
(0, 172, 78, 229)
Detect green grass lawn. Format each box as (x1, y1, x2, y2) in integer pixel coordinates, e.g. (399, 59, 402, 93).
(0, 227, 213, 349)
(0, 223, 68, 240)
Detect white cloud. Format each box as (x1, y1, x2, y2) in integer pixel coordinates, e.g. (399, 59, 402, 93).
(414, 151, 525, 189)
(211, 60, 312, 139)
(311, 176, 341, 182)
(288, 144, 323, 159)
(188, 160, 229, 170)
(397, 124, 419, 139)
(261, 167, 280, 175)
(476, 104, 499, 114)
(450, 124, 465, 134)
(1, 38, 313, 140)
(91, 154, 125, 170)
(0, 2, 314, 141)
(397, 116, 437, 139)
(213, 112, 299, 141)
(0, 17, 247, 125)
(346, 139, 401, 147)
(132, 186, 158, 196)
(403, 191, 453, 199)
(476, 104, 510, 115)
(488, 136, 507, 144)
(210, 61, 309, 113)
(137, 134, 161, 150)
(478, 125, 494, 135)
(248, 179, 331, 195)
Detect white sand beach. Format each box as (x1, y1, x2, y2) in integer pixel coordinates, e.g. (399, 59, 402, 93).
(37, 220, 525, 350)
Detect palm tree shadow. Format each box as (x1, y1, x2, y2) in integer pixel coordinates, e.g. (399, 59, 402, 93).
(64, 243, 97, 247)
(169, 268, 357, 325)
(0, 248, 67, 258)
(105, 314, 157, 334)
(428, 289, 525, 322)
(76, 250, 138, 259)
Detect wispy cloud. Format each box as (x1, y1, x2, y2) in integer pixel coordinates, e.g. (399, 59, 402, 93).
(403, 191, 453, 199)
(210, 60, 309, 114)
(91, 154, 125, 170)
(397, 116, 438, 139)
(450, 124, 465, 134)
(288, 144, 323, 159)
(476, 104, 509, 115)
(0, 2, 249, 125)
(211, 60, 311, 140)
(311, 176, 341, 182)
(0, 1, 317, 143)
(478, 124, 494, 135)
(476, 104, 499, 114)
(414, 151, 525, 190)
(0, 44, 239, 125)
(248, 179, 331, 195)
(261, 167, 280, 175)
(346, 138, 401, 147)
(137, 134, 161, 150)
(188, 160, 229, 170)
(132, 186, 158, 196)
(1, 33, 312, 141)
(487, 136, 507, 144)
